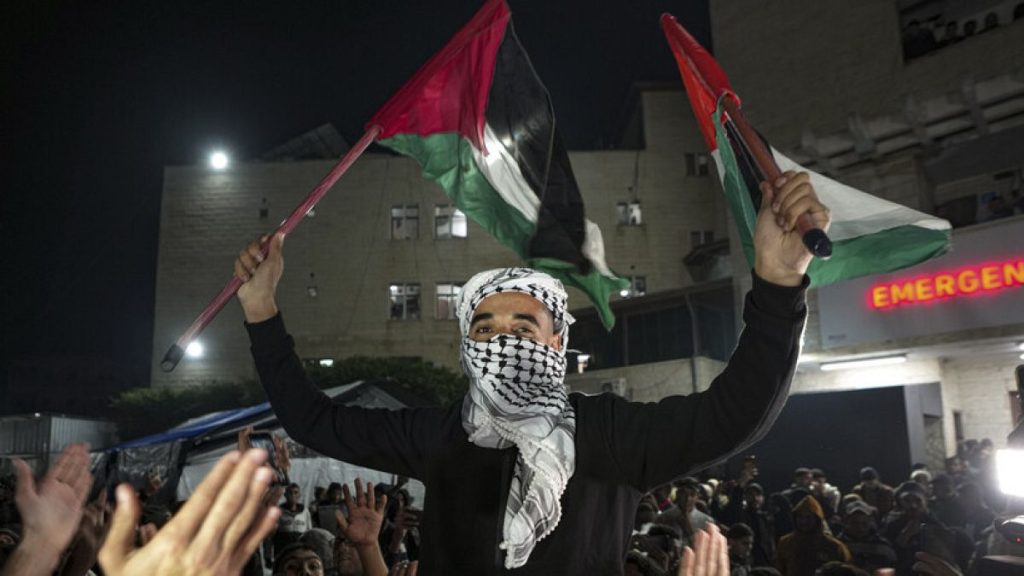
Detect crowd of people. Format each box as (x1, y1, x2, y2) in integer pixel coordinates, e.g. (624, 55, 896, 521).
(623, 438, 1024, 576)
(1, 429, 1020, 576)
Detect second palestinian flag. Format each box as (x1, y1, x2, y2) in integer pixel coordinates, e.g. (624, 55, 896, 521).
(368, 0, 627, 328)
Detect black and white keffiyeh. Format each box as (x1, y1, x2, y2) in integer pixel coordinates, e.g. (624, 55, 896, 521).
(457, 268, 576, 569)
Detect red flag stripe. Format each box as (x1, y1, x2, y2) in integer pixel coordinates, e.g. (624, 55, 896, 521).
(659, 13, 741, 151)
(368, 0, 510, 152)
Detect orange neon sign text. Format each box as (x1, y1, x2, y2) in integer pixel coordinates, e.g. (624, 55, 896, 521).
(868, 258, 1024, 310)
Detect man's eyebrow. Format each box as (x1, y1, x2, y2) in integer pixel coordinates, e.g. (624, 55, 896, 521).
(513, 313, 541, 328)
(470, 312, 493, 326)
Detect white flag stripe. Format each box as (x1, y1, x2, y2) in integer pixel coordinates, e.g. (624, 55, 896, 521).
(772, 150, 951, 242)
(475, 123, 618, 280)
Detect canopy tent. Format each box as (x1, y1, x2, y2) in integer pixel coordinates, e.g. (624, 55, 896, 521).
(93, 380, 430, 508)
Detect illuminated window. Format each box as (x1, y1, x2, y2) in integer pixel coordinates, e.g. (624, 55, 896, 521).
(389, 283, 421, 320)
(686, 153, 710, 177)
(616, 201, 642, 225)
(434, 205, 467, 238)
(620, 276, 647, 298)
(435, 283, 462, 319)
(391, 205, 419, 240)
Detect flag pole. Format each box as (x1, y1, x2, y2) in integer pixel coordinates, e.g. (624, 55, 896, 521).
(720, 98, 833, 259)
(160, 125, 383, 372)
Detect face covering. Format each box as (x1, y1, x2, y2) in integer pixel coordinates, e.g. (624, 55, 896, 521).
(456, 268, 576, 569)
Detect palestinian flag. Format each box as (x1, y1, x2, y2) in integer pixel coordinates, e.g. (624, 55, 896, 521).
(661, 14, 952, 286)
(368, 0, 627, 328)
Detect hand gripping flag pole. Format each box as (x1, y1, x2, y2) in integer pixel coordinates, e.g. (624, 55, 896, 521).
(160, 125, 381, 372)
(660, 14, 832, 259)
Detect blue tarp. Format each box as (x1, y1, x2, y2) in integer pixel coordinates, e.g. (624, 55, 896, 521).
(111, 402, 270, 450)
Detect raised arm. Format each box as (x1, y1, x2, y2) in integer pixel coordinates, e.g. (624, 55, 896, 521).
(579, 172, 828, 491)
(236, 234, 440, 478)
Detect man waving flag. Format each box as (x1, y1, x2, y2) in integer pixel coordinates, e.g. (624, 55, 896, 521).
(369, 0, 627, 328)
(661, 14, 952, 286)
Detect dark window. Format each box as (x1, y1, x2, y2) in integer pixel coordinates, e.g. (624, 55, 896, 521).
(391, 205, 419, 239)
(389, 283, 421, 320)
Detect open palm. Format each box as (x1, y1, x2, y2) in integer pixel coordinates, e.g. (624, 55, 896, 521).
(335, 479, 386, 546)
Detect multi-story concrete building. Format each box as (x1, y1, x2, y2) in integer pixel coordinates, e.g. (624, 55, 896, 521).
(151, 0, 1024, 487)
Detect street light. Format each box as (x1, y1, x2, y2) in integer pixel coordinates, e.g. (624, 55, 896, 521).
(185, 341, 205, 358)
(209, 151, 229, 170)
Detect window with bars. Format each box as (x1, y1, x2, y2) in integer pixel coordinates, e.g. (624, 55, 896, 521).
(690, 230, 715, 248)
(434, 205, 468, 238)
(685, 153, 710, 177)
(435, 283, 462, 319)
(389, 283, 421, 320)
(615, 201, 643, 226)
(390, 204, 419, 240)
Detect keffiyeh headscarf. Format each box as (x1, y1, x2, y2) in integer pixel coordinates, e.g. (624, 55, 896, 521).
(457, 268, 576, 569)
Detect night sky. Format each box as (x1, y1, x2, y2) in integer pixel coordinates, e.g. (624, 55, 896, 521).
(3, 1, 709, 398)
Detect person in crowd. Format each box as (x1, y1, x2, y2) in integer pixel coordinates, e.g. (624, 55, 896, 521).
(929, 474, 967, 529)
(636, 500, 660, 534)
(810, 469, 840, 517)
(660, 477, 717, 549)
(852, 467, 895, 519)
(97, 448, 280, 576)
(624, 549, 667, 576)
(880, 481, 973, 575)
(781, 469, 814, 508)
(720, 481, 775, 568)
(274, 543, 326, 576)
(233, 169, 830, 574)
(769, 493, 795, 546)
(944, 456, 968, 487)
(773, 495, 851, 576)
(377, 488, 420, 568)
(955, 482, 994, 543)
(726, 523, 755, 576)
(276, 483, 313, 551)
(299, 529, 336, 575)
(910, 469, 933, 497)
(836, 500, 896, 574)
(330, 479, 391, 576)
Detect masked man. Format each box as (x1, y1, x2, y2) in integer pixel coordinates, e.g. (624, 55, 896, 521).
(234, 172, 829, 574)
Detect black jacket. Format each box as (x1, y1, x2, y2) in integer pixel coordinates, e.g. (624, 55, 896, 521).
(247, 273, 807, 575)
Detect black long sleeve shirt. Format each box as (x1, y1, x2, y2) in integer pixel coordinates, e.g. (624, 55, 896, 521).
(247, 273, 807, 575)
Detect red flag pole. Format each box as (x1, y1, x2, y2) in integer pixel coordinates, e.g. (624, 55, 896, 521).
(160, 125, 383, 372)
(719, 98, 832, 258)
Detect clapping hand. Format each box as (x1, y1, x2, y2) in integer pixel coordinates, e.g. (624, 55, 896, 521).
(98, 449, 280, 576)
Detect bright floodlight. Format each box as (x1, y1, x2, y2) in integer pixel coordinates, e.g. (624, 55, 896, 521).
(209, 151, 229, 170)
(185, 341, 205, 358)
(996, 449, 1024, 497)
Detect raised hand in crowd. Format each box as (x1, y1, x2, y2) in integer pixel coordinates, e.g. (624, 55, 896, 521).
(677, 524, 729, 576)
(334, 479, 389, 576)
(2, 443, 92, 576)
(98, 448, 280, 576)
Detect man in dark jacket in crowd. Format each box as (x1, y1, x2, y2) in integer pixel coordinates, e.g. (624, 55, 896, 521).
(233, 172, 830, 574)
(852, 467, 895, 520)
(720, 481, 775, 567)
(880, 481, 973, 575)
(836, 500, 896, 574)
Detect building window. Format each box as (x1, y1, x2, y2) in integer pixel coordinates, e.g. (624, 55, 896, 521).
(434, 205, 467, 238)
(620, 276, 647, 298)
(685, 153, 710, 177)
(389, 283, 421, 320)
(615, 201, 643, 225)
(391, 205, 419, 239)
(690, 230, 715, 248)
(435, 283, 462, 319)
